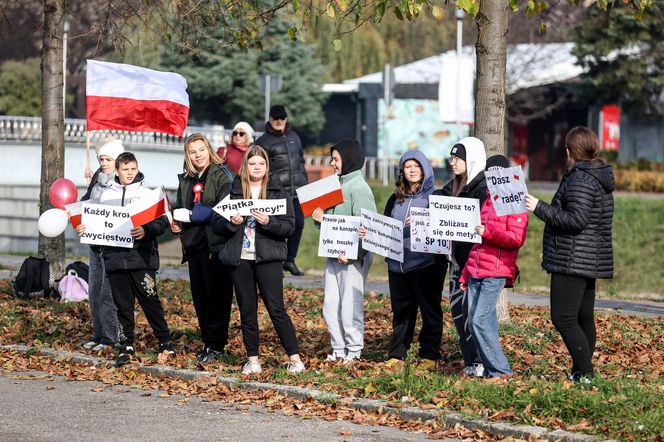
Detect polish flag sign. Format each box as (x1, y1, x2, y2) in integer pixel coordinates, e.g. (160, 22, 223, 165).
(296, 174, 344, 217)
(86, 60, 190, 136)
(127, 187, 170, 227)
(65, 201, 83, 228)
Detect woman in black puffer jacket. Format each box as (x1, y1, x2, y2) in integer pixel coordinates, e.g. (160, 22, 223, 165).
(210, 145, 305, 375)
(526, 126, 614, 382)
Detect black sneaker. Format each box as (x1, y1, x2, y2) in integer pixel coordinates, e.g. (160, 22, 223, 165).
(158, 341, 177, 356)
(200, 348, 228, 364)
(116, 345, 135, 367)
(283, 261, 304, 276)
(196, 346, 211, 362)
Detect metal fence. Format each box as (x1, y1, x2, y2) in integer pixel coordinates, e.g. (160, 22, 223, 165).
(1, 115, 388, 180)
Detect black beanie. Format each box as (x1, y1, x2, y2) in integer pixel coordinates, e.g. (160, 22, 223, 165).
(330, 140, 365, 175)
(450, 143, 466, 161)
(485, 155, 510, 171)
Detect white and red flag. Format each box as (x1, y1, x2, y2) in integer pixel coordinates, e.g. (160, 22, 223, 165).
(65, 201, 83, 228)
(86, 60, 189, 136)
(296, 174, 344, 217)
(127, 187, 170, 227)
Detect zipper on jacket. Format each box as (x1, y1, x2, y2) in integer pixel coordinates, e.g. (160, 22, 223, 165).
(121, 186, 127, 206)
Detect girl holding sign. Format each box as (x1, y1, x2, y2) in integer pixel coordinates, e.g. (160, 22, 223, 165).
(211, 145, 305, 375)
(460, 155, 529, 378)
(171, 133, 235, 364)
(436, 137, 487, 377)
(526, 127, 614, 383)
(360, 150, 444, 369)
(312, 140, 376, 364)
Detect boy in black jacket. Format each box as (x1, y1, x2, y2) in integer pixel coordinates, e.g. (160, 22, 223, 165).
(78, 152, 174, 366)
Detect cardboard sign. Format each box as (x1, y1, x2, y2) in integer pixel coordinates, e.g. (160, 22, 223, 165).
(318, 215, 360, 260)
(80, 203, 133, 248)
(213, 194, 287, 220)
(428, 195, 481, 244)
(409, 207, 451, 255)
(296, 174, 344, 217)
(360, 209, 404, 263)
(484, 166, 528, 216)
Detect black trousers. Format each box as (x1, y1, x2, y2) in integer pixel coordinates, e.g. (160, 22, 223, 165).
(188, 252, 234, 351)
(550, 273, 597, 376)
(108, 270, 170, 347)
(286, 197, 304, 263)
(387, 263, 444, 360)
(231, 260, 299, 357)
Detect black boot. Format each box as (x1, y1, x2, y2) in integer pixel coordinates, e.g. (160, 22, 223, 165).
(283, 261, 304, 276)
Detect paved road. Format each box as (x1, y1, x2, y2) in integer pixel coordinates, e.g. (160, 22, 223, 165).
(1, 254, 662, 317)
(0, 370, 445, 442)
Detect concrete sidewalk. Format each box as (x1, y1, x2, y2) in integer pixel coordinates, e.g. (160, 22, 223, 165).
(1, 254, 662, 317)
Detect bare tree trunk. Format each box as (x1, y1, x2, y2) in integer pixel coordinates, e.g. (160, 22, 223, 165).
(38, 0, 66, 278)
(474, 0, 511, 323)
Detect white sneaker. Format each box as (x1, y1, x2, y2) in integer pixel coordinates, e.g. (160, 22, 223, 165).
(342, 355, 360, 365)
(83, 341, 98, 350)
(287, 360, 306, 373)
(91, 343, 109, 352)
(462, 366, 475, 376)
(473, 363, 485, 377)
(325, 351, 344, 362)
(241, 360, 262, 375)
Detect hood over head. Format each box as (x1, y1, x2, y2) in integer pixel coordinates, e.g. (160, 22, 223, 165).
(399, 150, 434, 196)
(452, 136, 486, 183)
(575, 160, 615, 193)
(331, 140, 365, 175)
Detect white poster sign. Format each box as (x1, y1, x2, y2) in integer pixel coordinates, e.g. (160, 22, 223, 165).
(484, 166, 528, 216)
(318, 215, 360, 260)
(428, 195, 481, 244)
(409, 207, 451, 255)
(213, 194, 287, 220)
(80, 203, 134, 248)
(360, 209, 404, 263)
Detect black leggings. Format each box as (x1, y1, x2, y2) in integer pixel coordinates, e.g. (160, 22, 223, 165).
(550, 273, 596, 376)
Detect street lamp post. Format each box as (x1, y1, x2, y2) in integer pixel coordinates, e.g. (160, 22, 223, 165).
(62, 16, 70, 117)
(455, 8, 464, 141)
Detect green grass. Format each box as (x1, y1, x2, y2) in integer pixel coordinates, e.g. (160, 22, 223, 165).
(297, 184, 664, 298)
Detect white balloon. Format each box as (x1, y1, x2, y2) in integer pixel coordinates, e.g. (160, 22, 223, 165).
(38, 208, 69, 238)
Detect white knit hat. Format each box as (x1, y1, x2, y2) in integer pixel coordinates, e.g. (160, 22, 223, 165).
(232, 122, 254, 143)
(97, 139, 125, 161)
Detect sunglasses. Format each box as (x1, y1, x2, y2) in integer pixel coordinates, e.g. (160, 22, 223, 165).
(232, 131, 246, 137)
(271, 116, 287, 121)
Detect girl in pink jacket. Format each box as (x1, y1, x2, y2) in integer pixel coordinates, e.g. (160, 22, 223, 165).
(460, 155, 528, 378)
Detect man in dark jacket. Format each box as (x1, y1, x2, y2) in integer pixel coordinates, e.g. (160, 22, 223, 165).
(256, 104, 308, 276)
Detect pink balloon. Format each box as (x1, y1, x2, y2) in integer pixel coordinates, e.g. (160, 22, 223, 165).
(49, 178, 78, 209)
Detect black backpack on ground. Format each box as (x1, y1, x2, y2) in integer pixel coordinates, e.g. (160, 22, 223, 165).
(65, 260, 89, 283)
(11, 256, 55, 299)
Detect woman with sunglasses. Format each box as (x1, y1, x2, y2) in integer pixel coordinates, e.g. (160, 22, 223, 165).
(218, 122, 254, 174)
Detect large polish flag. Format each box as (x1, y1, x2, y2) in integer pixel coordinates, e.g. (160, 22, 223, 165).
(296, 174, 345, 217)
(86, 60, 190, 136)
(127, 187, 171, 227)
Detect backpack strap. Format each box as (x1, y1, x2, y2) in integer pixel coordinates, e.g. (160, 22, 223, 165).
(218, 163, 235, 195)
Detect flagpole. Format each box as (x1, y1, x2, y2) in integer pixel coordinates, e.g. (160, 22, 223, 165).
(85, 131, 91, 184)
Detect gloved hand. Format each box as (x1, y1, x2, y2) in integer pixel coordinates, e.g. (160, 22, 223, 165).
(191, 204, 214, 223)
(173, 208, 192, 223)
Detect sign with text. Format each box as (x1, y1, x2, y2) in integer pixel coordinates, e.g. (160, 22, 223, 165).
(428, 195, 481, 244)
(318, 215, 360, 260)
(484, 166, 528, 216)
(409, 207, 451, 255)
(360, 209, 404, 263)
(213, 194, 287, 221)
(80, 203, 134, 248)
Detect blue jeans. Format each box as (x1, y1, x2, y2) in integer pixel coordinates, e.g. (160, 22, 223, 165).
(88, 247, 118, 345)
(466, 276, 512, 377)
